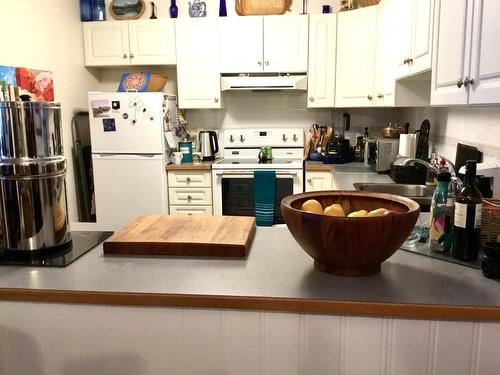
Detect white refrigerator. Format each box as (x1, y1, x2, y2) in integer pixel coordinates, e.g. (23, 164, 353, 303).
(88, 92, 168, 230)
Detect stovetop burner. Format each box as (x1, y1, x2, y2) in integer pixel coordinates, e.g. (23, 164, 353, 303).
(0, 231, 113, 267)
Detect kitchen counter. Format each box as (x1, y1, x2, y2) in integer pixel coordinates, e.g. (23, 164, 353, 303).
(1, 227, 499, 321)
(305, 161, 394, 189)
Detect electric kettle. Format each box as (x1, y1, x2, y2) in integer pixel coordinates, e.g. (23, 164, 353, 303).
(198, 130, 219, 161)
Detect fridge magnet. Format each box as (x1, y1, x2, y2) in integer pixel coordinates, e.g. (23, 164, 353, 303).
(91, 100, 111, 118)
(103, 118, 117, 132)
(112, 100, 121, 111)
(16, 67, 54, 101)
(110, 0, 146, 20)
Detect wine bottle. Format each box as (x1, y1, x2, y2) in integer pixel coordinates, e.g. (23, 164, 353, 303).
(452, 160, 483, 261)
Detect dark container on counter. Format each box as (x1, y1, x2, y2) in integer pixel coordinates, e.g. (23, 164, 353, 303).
(482, 242, 500, 279)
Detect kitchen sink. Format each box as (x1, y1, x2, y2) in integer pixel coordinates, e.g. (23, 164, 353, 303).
(353, 183, 434, 211)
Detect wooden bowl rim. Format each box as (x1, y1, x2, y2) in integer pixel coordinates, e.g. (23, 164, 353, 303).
(281, 190, 420, 219)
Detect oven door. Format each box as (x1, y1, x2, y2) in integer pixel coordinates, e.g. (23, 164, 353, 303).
(212, 170, 303, 225)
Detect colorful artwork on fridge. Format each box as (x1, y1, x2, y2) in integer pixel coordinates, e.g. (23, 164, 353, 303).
(15, 67, 54, 101)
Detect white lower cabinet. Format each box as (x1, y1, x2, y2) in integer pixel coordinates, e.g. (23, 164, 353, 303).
(305, 171, 333, 192)
(167, 170, 213, 215)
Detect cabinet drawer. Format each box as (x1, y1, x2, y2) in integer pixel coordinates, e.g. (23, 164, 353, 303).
(168, 187, 212, 205)
(167, 171, 212, 187)
(169, 205, 213, 215)
(305, 171, 333, 192)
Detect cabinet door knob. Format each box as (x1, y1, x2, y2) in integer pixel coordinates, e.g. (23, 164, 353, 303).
(129, 53, 134, 59)
(408, 58, 413, 64)
(309, 96, 315, 102)
(186, 177, 191, 182)
(123, 54, 128, 59)
(264, 60, 269, 66)
(229, 135, 235, 143)
(282, 134, 288, 142)
(293, 134, 298, 142)
(214, 97, 219, 103)
(239, 135, 245, 143)
(457, 78, 464, 88)
(257, 61, 262, 66)
(367, 95, 373, 101)
(463, 76, 474, 87)
(403, 58, 409, 65)
(377, 93, 384, 99)
(187, 195, 192, 200)
(307, 178, 312, 183)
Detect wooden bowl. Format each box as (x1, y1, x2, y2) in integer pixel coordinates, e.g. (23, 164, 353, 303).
(281, 191, 420, 276)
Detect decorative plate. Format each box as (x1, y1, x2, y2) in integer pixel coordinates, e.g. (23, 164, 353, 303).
(110, 0, 146, 20)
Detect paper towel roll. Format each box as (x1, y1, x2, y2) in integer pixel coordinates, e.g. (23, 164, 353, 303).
(399, 134, 417, 158)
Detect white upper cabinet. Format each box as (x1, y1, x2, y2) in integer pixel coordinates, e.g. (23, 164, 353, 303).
(128, 20, 176, 65)
(431, 0, 500, 105)
(431, 0, 470, 105)
(83, 20, 176, 67)
(176, 18, 222, 109)
(307, 14, 336, 108)
(263, 15, 309, 72)
(374, 0, 398, 106)
(468, 0, 500, 104)
(394, 0, 434, 79)
(219, 17, 263, 73)
(336, 6, 377, 107)
(83, 21, 129, 66)
(219, 15, 308, 73)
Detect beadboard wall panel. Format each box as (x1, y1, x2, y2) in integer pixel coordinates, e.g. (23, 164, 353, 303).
(1, 301, 500, 375)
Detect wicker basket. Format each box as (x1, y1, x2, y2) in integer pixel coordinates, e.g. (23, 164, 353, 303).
(481, 200, 500, 244)
(235, 0, 292, 15)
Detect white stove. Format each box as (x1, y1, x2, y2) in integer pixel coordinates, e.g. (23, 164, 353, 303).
(212, 128, 304, 225)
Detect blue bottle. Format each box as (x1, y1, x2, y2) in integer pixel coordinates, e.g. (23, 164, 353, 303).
(80, 0, 93, 21)
(93, 0, 106, 21)
(170, 0, 179, 18)
(429, 171, 454, 252)
(219, 0, 227, 16)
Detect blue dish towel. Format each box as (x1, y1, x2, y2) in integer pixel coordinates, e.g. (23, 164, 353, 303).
(253, 170, 276, 227)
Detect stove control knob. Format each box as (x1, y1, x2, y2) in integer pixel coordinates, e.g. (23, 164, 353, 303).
(239, 135, 245, 143)
(293, 134, 298, 142)
(282, 134, 288, 142)
(229, 135, 235, 143)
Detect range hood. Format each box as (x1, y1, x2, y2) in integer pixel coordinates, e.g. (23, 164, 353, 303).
(221, 73, 307, 91)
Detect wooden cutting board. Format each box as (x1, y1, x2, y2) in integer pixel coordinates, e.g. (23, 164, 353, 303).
(103, 215, 256, 257)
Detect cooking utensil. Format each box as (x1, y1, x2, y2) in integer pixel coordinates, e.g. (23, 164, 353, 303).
(380, 122, 401, 138)
(103, 215, 256, 257)
(415, 119, 430, 159)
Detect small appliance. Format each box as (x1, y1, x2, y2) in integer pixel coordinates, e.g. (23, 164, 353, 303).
(376, 138, 399, 173)
(199, 130, 219, 161)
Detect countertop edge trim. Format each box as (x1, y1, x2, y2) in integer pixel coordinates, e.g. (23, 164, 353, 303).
(1, 288, 500, 322)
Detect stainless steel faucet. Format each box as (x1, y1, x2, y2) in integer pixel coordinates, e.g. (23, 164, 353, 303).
(393, 156, 463, 190)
